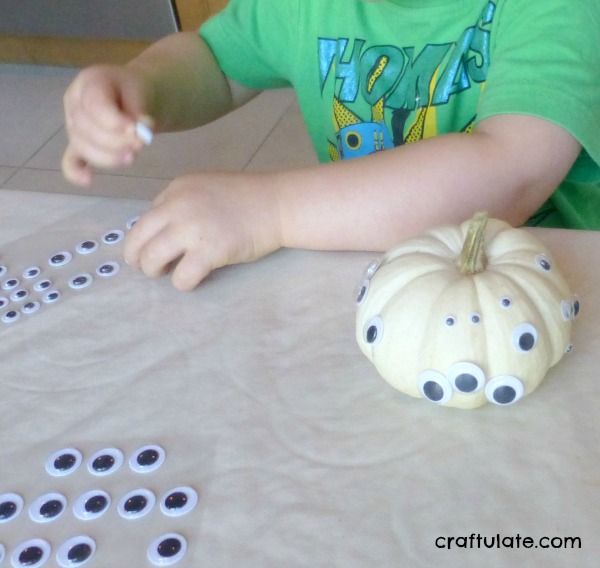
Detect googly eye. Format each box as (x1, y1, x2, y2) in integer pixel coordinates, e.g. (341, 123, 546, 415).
(21, 301, 41, 315)
(0, 265, 6, 277)
(572, 296, 580, 319)
(485, 375, 524, 406)
(87, 448, 124, 476)
(561, 299, 573, 321)
(364, 258, 382, 279)
(102, 230, 124, 245)
(512, 323, 538, 353)
(45, 448, 82, 477)
(147, 533, 187, 566)
(448, 362, 485, 394)
(29, 492, 67, 524)
(118, 488, 156, 520)
(73, 490, 111, 521)
(355, 279, 370, 304)
(69, 273, 93, 290)
(2, 278, 19, 291)
(96, 262, 120, 278)
(363, 315, 383, 345)
(11, 539, 51, 568)
(127, 216, 140, 230)
(23, 266, 41, 279)
(1, 310, 20, 324)
(499, 296, 512, 309)
(0, 493, 24, 523)
(42, 290, 61, 304)
(418, 370, 453, 405)
(129, 444, 166, 474)
(75, 240, 99, 255)
(34, 279, 52, 292)
(535, 254, 552, 272)
(56, 536, 96, 568)
(469, 312, 481, 325)
(566, 344, 574, 353)
(444, 315, 457, 327)
(10, 289, 29, 302)
(0, 296, 8, 309)
(160, 487, 198, 518)
(49, 251, 72, 267)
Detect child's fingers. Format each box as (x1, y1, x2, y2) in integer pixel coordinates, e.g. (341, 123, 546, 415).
(123, 208, 170, 268)
(78, 80, 134, 134)
(67, 132, 135, 170)
(171, 251, 214, 291)
(137, 227, 186, 279)
(61, 144, 93, 187)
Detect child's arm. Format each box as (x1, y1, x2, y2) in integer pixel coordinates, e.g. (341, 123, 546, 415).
(62, 32, 257, 186)
(124, 113, 580, 291)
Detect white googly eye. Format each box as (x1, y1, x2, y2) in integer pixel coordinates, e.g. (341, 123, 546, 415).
(69, 273, 93, 290)
(364, 258, 382, 279)
(21, 301, 41, 315)
(127, 216, 140, 230)
(0, 492, 24, 523)
(118, 488, 156, 520)
(2, 278, 19, 291)
(535, 254, 552, 272)
(87, 448, 124, 476)
(49, 251, 72, 267)
(23, 266, 41, 279)
(129, 444, 166, 473)
(29, 492, 67, 524)
(160, 487, 198, 518)
(96, 262, 120, 278)
(42, 290, 61, 304)
(1, 310, 20, 324)
(56, 536, 96, 568)
(469, 312, 481, 325)
(485, 375, 524, 406)
(444, 314, 457, 327)
(10, 538, 51, 568)
(448, 362, 486, 394)
(10, 289, 29, 302)
(34, 279, 52, 292)
(355, 278, 370, 304)
(102, 230, 124, 245)
(0, 265, 6, 277)
(147, 533, 187, 566)
(418, 370, 453, 405)
(512, 323, 538, 353)
(73, 490, 111, 521)
(499, 296, 512, 309)
(76, 240, 99, 255)
(363, 315, 383, 345)
(0, 296, 8, 309)
(45, 448, 82, 477)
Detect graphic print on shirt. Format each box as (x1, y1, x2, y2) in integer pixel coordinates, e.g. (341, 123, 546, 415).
(318, 0, 496, 161)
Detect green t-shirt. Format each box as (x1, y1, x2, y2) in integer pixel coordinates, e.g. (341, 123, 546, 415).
(200, 0, 600, 230)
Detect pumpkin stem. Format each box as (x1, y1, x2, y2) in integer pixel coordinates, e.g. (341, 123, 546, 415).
(457, 211, 489, 275)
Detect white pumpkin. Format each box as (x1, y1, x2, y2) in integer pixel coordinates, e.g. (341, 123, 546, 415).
(355, 212, 578, 409)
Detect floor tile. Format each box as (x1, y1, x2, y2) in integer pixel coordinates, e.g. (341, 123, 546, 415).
(0, 166, 16, 185)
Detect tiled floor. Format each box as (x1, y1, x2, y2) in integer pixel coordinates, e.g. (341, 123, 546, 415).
(0, 64, 318, 200)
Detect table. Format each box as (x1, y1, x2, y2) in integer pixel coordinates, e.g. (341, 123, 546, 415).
(0, 189, 598, 567)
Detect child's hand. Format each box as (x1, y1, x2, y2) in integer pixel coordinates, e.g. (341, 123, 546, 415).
(62, 65, 152, 186)
(123, 173, 283, 290)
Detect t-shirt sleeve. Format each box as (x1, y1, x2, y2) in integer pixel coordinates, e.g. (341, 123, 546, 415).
(199, 0, 300, 90)
(476, 0, 600, 181)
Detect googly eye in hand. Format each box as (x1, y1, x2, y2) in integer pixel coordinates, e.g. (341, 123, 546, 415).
(1, 310, 20, 324)
(69, 274, 93, 290)
(102, 230, 124, 245)
(76, 240, 99, 255)
(73, 490, 111, 521)
(10, 538, 51, 568)
(2, 278, 19, 291)
(56, 536, 96, 568)
(129, 444, 166, 473)
(0, 492, 24, 523)
(87, 448, 124, 476)
(45, 448, 82, 477)
(29, 492, 67, 523)
(10, 289, 29, 302)
(22, 301, 41, 315)
(23, 266, 41, 279)
(147, 533, 187, 566)
(49, 251, 72, 267)
(34, 279, 52, 292)
(42, 290, 61, 304)
(160, 487, 198, 518)
(117, 488, 155, 520)
(96, 262, 120, 278)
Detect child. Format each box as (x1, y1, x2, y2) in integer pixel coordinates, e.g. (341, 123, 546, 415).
(62, 0, 600, 291)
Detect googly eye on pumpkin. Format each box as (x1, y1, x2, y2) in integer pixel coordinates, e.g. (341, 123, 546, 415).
(364, 258, 382, 279)
(160, 487, 198, 518)
(23, 266, 41, 279)
(11, 538, 51, 568)
(535, 254, 552, 272)
(499, 296, 512, 309)
(418, 370, 453, 405)
(468, 312, 481, 325)
(448, 362, 486, 394)
(49, 251, 72, 268)
(355, 279, 370, 305)
(565, 344, 574, 354)
(45, 448, 82, 477)
(512, 323, 538, 353)
(485, 375, 524, 406)
(73, 490, 111, 521)
(147, 533, 188, 566)
(561, 299, 573, 321)
(102, 230, 124, 245)
(87, 448, 124, 476)
(76, 240, 99, 255)
(444, 315, 457, 327)
(118, 488, 156, 520)
(0, 492, 24, 523)
(56, 536, 96, 568)
(29, 492, 67, 524)
(571, 296, 580, 319)
(363, 316, 384, 345)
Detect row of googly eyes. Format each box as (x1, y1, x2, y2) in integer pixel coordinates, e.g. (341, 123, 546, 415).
(0, 486, 198, 525)
(45, 445, 165, 477)
(0, 531, 187, 568)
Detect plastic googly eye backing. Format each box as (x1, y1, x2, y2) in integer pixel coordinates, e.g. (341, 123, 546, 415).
(42, 290, 61, 304)
(102, 230, 124, 245)
(56, 536, 96, 568)
(45, 448, 82, 477)
(87, 448, 124, 476)
(73, 490, 111, 521)
(129, 444, 166, 474)
(1, 310, 20, 324)
(34, 279, 52, 292)
(68, 274, 93, 290)
(29, 492, 67, 523)
(76, 240, 99, 255)
(23, 266, 41, 279)
(11, 539, 51, 568)
(96, 262, 120, 278)
(147, 533, 187, 566)
(0, 492, 24, 523)
(160, 487, 198, 518)
(2, 278, 19, 291)
(10, 289, 29, 302)
(49, 251, 73, 268)
(117, 488, 156, 520)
